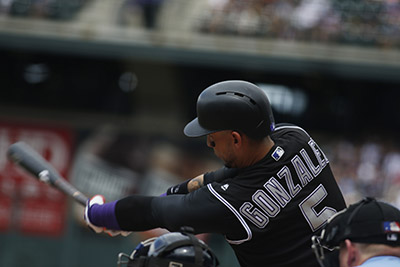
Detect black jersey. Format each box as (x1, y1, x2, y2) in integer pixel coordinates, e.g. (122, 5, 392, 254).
(205, 124, 346, 266)
(115, 124, 346, 267)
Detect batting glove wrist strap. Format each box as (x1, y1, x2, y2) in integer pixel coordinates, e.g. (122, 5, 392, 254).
(166, 179, 190, 195)
(85, 195, 121, 230)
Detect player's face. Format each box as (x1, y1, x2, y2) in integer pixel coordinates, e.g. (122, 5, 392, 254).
(207, 131, 237, 167)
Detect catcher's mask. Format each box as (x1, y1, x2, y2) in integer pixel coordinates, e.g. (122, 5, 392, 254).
(311, 197, 400, 267)
(117, 228, 219, 267)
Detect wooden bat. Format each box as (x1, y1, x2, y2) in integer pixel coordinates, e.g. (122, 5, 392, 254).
(7, 141, 88, 206)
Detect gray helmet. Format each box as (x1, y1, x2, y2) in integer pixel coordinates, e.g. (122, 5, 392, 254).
(118, 228, 218, 267)
(184, 80, 275, 138)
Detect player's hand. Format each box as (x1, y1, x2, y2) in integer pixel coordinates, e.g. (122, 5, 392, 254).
(84, 195, 131, 237)
(85, 194, 106, 234)
(105, 229, 131, 237)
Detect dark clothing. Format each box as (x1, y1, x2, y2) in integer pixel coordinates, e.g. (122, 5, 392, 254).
(116, 124, 346, 266)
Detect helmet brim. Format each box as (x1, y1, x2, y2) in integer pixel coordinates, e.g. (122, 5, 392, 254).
(184, 118, 216, 137)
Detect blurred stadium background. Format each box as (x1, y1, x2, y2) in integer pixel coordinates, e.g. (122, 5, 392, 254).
(0, 0, 400, 266)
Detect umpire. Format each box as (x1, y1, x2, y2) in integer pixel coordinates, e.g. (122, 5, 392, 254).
(85, 80, 346, 266)
(312, 197, 400, 267)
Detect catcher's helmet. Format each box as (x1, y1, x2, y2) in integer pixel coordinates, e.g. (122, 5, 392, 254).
(311, 197, 400, 267)
(118, 228, 219, 267)
(184, 80, 275, 139)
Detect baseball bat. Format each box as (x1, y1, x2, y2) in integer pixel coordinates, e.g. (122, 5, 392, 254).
(7, 141, 88, 206)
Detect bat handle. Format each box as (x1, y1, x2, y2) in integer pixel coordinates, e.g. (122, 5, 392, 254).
(73, 192, 88, 206)
(54, 178, 88, 206)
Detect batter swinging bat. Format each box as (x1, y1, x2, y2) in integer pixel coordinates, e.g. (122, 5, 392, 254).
(7, 141, 88, 206)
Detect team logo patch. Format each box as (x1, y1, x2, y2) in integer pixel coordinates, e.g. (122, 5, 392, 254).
(384, 221, 400, 233)
(271, 146, 285, 161)
(221, 184, 229, 191)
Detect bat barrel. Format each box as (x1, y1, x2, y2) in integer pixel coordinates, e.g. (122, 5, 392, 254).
(7, 141, 88, 206)
(7, 141, 61, 183)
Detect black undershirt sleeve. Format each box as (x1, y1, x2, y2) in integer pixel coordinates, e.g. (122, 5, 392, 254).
(115, 195, 157, 231)
(114, 186, 236, 235)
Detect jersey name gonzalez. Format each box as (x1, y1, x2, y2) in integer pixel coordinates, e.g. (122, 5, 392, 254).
(239, 138, 336, 232)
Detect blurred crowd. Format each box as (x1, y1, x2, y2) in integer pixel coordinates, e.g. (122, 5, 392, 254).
(0, 0, 91, 20)
(2, 0, 400, 48)
(321, 134, 400, 207)
(197, 0, 400, 48)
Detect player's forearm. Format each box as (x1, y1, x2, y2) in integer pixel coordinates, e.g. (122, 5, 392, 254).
(87, 195, 158, 231)
(113, 194, 218, 232)
(187, 174, 204, 192)
(165, 166, 238, 195)
(87, 189, 232, 234)
(88, 194, 205, 232)
(164, 175, 203, 195)
(115, 195, 159, 231)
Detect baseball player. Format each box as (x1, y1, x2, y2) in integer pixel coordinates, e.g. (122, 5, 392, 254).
(85, 80, 346, 266)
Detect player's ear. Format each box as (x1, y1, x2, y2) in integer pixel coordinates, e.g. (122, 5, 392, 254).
(345, 239, 358, 267)
(231, 131, 241, 146)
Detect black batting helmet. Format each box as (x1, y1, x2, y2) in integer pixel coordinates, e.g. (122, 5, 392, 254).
(184, 80, 275, 139)
(118, 228, 219, 267)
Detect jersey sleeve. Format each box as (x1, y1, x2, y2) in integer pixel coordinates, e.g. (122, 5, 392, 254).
(115, 186, 236, 234)
(203, 166, 238, 184)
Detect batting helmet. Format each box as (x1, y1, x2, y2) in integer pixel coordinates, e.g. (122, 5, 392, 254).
(117, 228, 219, 267)
(184, 80, 275, 139)
(311, 197, 400, 267)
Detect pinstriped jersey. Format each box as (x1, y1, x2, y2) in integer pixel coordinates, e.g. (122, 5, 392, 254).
(206, 124, 346, 266)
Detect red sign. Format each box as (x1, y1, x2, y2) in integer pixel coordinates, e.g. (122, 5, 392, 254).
(0, 121, 74, 236)
(0, 196, 12, 230)
(19, 200, 67, 235)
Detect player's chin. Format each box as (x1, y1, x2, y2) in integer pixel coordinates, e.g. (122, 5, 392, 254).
(221, 158, 234, 168)
(224, 163, 233, 168)
(214, 152, 232, 167)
